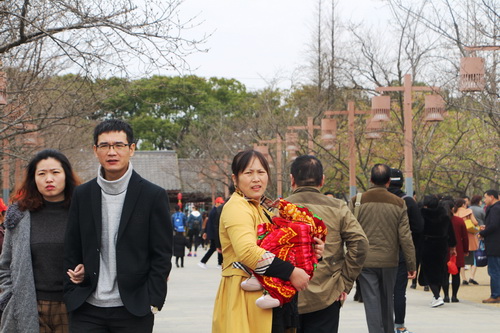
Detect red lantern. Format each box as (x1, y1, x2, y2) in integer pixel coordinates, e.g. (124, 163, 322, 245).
(177, 192, 182, 209)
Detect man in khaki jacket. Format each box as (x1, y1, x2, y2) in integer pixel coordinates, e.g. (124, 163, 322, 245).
(285, 155, 369, 333)
(348, 164, 416, 333)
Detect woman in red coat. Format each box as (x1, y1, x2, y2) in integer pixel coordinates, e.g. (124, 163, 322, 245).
(444, 201, 469, 302)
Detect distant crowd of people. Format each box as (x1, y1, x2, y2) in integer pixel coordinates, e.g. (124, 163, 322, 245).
(0, 119, 498, 333)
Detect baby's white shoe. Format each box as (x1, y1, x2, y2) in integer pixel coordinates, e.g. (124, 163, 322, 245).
(240, 275, 263, 291)
(256, 294, 281, 309)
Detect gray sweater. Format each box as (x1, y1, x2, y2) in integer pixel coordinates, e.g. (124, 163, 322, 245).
(87, 163, 133, 307)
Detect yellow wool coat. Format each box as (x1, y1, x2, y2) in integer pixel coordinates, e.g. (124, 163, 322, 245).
(212, 192, 274, 333)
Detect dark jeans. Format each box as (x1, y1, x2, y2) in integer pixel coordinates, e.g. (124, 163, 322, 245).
(488, 255, 500, 298)
(298, 301, 341, 333)
(393, 254, 408, 325)
(200, 240, 223, 265)
(188, 227, 201, 252)
(69, 302, 154, 333)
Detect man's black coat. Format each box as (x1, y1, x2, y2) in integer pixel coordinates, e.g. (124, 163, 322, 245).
(63, 171, 173, 316)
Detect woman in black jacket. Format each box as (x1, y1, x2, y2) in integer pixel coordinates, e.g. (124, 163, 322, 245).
(419, 195, 457, 307)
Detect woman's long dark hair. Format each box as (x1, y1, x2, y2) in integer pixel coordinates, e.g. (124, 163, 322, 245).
(12, 149, 81, 211)
(452, 198, 466, 215)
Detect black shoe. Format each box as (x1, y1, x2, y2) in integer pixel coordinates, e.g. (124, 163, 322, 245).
(462, 280, 469, 285)
(452, 297, 460, 302)
(424, 286, 430, 292)
(469, 278, 479, 285)
(410, 282, 417, 289)
(443, 296, 450, 303)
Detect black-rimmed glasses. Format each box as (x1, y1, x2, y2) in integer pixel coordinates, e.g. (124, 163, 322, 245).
(95, 143, 131, 151)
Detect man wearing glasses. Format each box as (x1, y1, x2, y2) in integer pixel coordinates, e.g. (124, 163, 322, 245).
(64, 119, 173, 332)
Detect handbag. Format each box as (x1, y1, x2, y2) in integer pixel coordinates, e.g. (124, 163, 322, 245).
(475, 240, 488, 267)
(464, 218, 479, 234)
(447, 255, 459, 275)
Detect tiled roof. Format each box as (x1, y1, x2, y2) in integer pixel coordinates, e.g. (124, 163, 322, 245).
(132, 151, 181, 191)
(74, 150, 181, 191)
(72, 150, 226, 196)
(177, 158, 226, 195)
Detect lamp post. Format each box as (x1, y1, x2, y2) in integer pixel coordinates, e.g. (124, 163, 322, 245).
(375, 74, 441, 197)
(324, 101, 371, 198)
(254, 134, 283, 197)
(0, 60, 8, 203)
(287, 117, 320, 155)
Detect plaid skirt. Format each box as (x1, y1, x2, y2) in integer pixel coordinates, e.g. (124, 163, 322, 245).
(37, 300, 69, 333)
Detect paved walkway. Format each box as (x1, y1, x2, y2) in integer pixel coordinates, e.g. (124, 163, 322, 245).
(153, 251, 500, 332)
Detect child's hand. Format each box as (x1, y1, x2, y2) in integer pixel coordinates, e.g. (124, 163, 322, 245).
(336, 292, 347, 301)
(313, 237, 325, 259)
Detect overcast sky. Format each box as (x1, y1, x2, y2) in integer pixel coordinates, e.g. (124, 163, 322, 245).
(171, 0, 391, 90)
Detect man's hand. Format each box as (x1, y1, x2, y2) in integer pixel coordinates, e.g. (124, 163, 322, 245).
(67, 264, 85, 284)
(313, 237, 325, 260)
(407, 271, 417, 279)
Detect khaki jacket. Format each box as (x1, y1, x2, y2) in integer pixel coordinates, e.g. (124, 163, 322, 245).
(286, 187, 369, 314)
(348, 185, 416, 270)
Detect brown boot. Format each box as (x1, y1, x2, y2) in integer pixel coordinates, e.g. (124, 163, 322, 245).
(482, 297, 500, 303)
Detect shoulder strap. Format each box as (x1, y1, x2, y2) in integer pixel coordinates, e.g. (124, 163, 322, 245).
(354, 193, 362, 219)
(401, 194, 413, 201)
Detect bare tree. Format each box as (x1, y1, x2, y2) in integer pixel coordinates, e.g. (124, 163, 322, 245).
(294, 0, 499, 196)
(0, 0, 206, 76)
(0, 0, 206, 197)
(383, 0, 499, 191)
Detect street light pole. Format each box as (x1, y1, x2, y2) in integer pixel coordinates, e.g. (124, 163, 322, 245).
(403, 74, 413, 197)
(324, 101, 371, 198)
(348, 102, 356, 198)
(375, 74, 440, 197)
(0, 60, 8, 203)
(288, 117, 320, 155)
(255, 134, 283, 197)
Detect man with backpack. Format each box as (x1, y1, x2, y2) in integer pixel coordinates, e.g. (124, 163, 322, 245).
(172, 205, 187, 233)
(186, 205, 203, 257)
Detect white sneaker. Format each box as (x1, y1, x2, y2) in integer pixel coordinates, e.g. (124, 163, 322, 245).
(430, 297, 444, 307)
(197, 262, 207, 269)
(240, 275, 263, 291)
(256, 294, 281, 309)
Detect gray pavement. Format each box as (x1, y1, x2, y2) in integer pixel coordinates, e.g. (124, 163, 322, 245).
(153, 250, 500, 332)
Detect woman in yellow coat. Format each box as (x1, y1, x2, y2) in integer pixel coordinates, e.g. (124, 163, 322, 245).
(212, 150, 322, 333)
